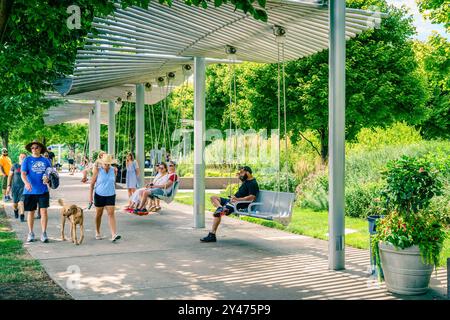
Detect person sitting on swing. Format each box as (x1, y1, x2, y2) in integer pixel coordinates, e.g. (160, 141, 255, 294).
(134, 162, 177, 214)
(123, 163, 162, 212)
(147, 160, 178, 212)
(201, 166, 259, 243)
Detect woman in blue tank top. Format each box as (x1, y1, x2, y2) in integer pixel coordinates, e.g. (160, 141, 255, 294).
(89, 154, 121, 242)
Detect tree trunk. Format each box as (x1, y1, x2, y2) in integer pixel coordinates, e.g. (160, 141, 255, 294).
(319, 129, 328, 164)
(0, 0, 13, 42)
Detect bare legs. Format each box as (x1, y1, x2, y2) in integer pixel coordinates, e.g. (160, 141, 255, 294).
(95, 206, 117, 238)
(95, 207, 103, 237)
(212, 216, 221, 234)
(27, 207, 48, 233)
(127, 188, 135, 199)
(210, 196, 223, 234)
(13, 201, 24, 215)
(210, 196, 222, 209)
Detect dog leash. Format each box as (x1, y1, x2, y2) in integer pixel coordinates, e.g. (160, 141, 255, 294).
(82, 202, 93, 211)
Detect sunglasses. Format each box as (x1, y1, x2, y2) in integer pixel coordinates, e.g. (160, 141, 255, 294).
(169, 164, 174, 167)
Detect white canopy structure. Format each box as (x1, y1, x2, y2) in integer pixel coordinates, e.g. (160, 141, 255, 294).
(47, 0, 385, 270)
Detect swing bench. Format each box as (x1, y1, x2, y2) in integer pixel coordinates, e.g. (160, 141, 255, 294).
(228, 190, 296, 226)
(153, 180, 180, 204)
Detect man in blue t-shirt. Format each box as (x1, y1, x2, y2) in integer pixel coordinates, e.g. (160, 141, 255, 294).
(21, 140, 52, 243)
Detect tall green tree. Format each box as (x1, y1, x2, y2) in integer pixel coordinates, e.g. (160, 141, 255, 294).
(416, 0, 450, 31)
(414, 33, 450, 139)
(205, 1, 429, 163)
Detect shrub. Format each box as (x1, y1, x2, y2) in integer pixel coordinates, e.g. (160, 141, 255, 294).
(381, 155, 443, 215)
(348, 122, 422, 153)
(298, 173, 328, 211)
(256, 172, 299, 193)
(345, 182, 383, 218)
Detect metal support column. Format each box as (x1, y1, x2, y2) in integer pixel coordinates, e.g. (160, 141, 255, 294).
(328, 0, 346, 270)
(193, 57, 206, 228)
(108, 100, 116, 156)
(93, 100, 101, 152)
(136, 84, 145, 187)
(88, 110, 94, 159)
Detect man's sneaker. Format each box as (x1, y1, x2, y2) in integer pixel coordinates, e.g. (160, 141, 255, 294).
(41, 232, 49, 243)
(35, 214, 41, 220)
(14, 210, 19, 219)
(200, 232, 217, 243)
(20, 214, 25, 222)
(27, 232, 35, 243)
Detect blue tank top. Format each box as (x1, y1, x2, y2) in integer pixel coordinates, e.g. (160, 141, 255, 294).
(95, 167, 116, 197)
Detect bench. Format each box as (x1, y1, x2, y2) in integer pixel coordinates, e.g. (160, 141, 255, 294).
(153, 180, 180, 204)
(229, 190, 296, 226)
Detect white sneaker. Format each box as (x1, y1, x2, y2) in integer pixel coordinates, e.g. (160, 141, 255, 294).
(41, 232, 49, 243)
(27, 232, 35, 242)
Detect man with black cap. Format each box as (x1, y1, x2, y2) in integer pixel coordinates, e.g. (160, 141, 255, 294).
(21, 140, 52, 243)
(201, 165, 259, 243)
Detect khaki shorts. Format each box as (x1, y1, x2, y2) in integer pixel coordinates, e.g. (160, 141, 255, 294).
(1, 176, 7, 190)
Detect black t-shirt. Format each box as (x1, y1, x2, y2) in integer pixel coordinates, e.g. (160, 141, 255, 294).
(48, 152, 56, 161)
(235, 178, 259, 201)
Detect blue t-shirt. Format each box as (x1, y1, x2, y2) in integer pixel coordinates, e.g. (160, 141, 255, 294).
(21, 156, 52, 195)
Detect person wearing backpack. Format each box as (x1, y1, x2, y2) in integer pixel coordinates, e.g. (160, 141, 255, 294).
(21, 140, 52, 243)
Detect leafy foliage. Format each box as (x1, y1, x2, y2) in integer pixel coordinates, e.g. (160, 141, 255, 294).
(372, 210, 446, 270)
(416, 0, 450, 31)
(414, 34, 450, 139)
(371, 155, 447, 278)
(381, 155, 443, 215)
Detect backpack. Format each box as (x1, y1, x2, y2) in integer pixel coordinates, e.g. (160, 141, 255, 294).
(45, 167, 60, 189)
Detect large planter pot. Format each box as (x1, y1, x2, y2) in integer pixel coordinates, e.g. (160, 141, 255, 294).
(379, 242, 434, 295)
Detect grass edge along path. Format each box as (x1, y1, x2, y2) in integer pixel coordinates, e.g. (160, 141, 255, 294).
(0, 204, 72, 300)
(174, 192, 450, 267)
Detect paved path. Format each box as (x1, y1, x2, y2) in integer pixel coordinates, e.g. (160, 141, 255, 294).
(3, 173, 447, 300)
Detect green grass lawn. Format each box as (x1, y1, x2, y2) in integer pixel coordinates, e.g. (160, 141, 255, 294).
(174, 191, 450, 267)
(0, 204, 72, 299)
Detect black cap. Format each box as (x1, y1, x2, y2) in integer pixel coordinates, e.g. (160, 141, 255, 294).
(239, 165, 252, 174)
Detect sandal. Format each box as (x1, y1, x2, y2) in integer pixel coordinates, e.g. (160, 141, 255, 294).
(95, 234, 103, 240)
(154, 206, 162, 212)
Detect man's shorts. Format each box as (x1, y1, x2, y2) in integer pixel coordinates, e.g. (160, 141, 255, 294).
(1, 176, 7, 190)
(94, 193, 116, 207)
(23, 192, 50, 211)
(212, 197, 235, 217)
(68, 159, 74, 165)
(12, 186, 25, 203)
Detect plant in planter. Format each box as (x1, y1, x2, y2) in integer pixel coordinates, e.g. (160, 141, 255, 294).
(371, 155, 447, 295)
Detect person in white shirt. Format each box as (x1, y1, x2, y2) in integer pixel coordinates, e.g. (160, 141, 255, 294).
(135, 162, 178, 213)
(123, 164, 162, 212)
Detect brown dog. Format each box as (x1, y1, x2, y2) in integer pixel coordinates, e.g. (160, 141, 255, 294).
(59, 199, 84, 245)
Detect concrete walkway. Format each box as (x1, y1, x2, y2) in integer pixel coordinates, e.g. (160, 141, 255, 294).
(3, 173, 448, 300)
